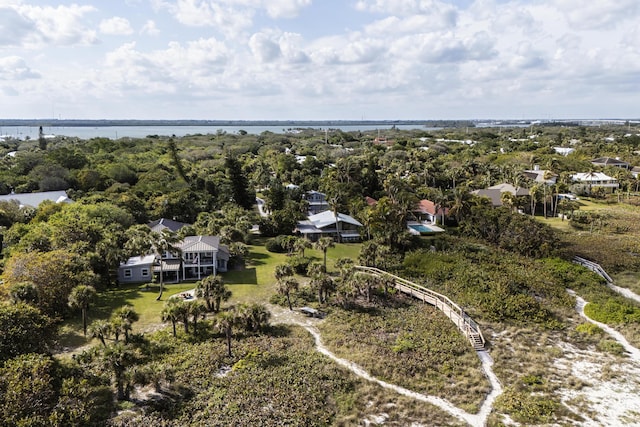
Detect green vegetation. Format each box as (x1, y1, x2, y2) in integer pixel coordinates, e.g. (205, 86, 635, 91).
(2, 123, 640, 425)
(319, 301, 489, 411)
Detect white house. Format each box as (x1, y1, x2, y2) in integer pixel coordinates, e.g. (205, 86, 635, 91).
(297, 210, 362, 242)
(572, 172, 619, 191)
(553, 147, 575, 156)
(176, 236, 229, 281)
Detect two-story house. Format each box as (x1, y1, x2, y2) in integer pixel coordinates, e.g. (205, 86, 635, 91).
(304, 191, 330, 215)
(296, 210, 362, 242)
(118, 235, 229, 284)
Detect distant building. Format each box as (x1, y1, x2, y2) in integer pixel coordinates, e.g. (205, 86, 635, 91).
(147, 218, 191, 233)
(590, 157, 630, 170)
(364, 196, 378, 207)
(413, 199, 448, 224)
(572, 172, 618, 190)
(0, 190, 72, 208)
(296, 210, 362, 242)
(471, 183, 529, 207)
(304, 190, 330, 215)
(553, 147, 575, 156)
(523, 166, 557, 185)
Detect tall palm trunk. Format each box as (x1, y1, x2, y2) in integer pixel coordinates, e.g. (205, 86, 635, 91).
(225, 328, 232, 357)
(156, 259, 164, 301)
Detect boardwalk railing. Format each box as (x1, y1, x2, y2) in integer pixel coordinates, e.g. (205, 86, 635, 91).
(573, 256, 613, 283)
(354, 266, 486, 350)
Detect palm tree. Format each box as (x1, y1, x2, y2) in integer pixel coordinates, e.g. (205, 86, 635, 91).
(186, 300, 207, 334)
(88, 320, 112, 347)
(161, 299, 182, 338)
(447, 185, 472, 223)
(309, 269, 334, 304)
(111, 305, 139, 343)
(293, 237, 312, 257)
(215, 311, 238, 357)
(314, 237, 335, 271)
(68, 285, 97, 336)
(102, 342, 137, 400)
(274, 263, 294, 281)
(110, 317, 125, 342)
(352, 272, 376, 303)
(277, 276, 299, 310)
(237, 303, 271, 332)
(431, 187, 448, 225)
(125, 225, 181, 301)
(529, 183, 541, 216)
(500, 192, 516, 212)
(196, 275, 230, 312)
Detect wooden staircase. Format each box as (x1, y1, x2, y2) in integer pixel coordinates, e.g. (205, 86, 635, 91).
(354, 266, 486, 350)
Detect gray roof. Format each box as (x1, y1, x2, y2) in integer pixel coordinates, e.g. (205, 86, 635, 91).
(591, 157, 630, 167)
(472, 184, 529, 207)
(176, 236, 230, 257)
(0, 190, 72, 208)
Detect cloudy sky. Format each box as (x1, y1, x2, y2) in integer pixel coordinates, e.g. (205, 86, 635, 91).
(1, 0, 638, 120)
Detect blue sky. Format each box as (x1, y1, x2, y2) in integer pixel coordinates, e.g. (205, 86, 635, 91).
(1, 0, 638, 120)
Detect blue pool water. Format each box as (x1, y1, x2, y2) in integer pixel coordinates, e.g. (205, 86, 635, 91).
(410, 224, 435, 233)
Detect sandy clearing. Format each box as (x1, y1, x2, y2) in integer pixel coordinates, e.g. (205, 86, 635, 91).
(270, 304, 500, 427)
(553, 291, 640, 426)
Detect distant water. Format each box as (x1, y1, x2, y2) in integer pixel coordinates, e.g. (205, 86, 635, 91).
(0, 124, 434, 140)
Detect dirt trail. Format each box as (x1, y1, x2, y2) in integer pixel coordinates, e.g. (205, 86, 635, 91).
(607, 282, 640, 305)
(556, 290, 640, 425)
(569, 290, 640, 360)
(269, 305, 501, 427)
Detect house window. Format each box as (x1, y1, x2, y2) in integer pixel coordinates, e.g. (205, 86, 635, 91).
(124, 269, 132, 278)
(141, 268, 149, 277)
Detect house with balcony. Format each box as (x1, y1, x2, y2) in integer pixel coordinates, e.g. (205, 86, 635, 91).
(118, 235, 229, 284)
(304, 190, 330, 215)
(571, 172, 619, 193)
(177, 236, 229, 281)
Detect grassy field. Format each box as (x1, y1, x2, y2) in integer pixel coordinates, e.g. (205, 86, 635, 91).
(58, 241, 362, 349)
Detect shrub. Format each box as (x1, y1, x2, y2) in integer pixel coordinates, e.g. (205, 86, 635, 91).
(575, 323, 603, 336)
(265, 236, 287, 253)
(287, 256, 312, 275)
(495, 387, 559, 424)
(596, 339, 625, 356)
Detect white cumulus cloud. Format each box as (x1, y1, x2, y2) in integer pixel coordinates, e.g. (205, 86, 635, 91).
(100, 17, 134, 35)
(0, 56, 40, 80)
(140, 20, 160, 35)
(263, 0, 311, 19)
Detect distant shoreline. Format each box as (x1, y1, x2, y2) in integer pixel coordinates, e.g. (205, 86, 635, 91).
(0, 119, 444, 128)
(0, 118, 637, 128)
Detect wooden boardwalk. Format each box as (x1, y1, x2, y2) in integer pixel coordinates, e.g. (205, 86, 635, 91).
(354, 266, 486, 350)
(573, 256, 613, 283)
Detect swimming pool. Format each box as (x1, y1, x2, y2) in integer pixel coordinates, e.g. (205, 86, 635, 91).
(410, 224, 437, 233)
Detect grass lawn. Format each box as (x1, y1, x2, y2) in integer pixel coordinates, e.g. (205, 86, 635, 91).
(58, 241, 362, 349)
